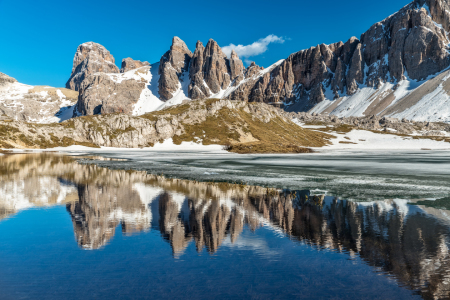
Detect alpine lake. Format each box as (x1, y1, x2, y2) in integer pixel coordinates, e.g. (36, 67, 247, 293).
(1, 150, 450, 299)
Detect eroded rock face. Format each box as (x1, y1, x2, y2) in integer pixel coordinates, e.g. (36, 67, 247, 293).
(203, 39, 231, 93)
(229, 50, 244, 86)
(120, 58, 150, 73)
(290, 111, 450, 137)
(74, 67, 149, 116)
(188, 39, 244, 99)
(66, 42, 120, 91)
(188, 41, 210, 99)
(226, 62, 265, 101)
(2, 99, 306, 149)
(158, 37, 192, 101)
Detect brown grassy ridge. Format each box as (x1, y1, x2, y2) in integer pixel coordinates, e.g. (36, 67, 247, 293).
(142, 99, 332, 153)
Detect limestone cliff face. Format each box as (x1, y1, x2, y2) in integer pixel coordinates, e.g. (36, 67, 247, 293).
(74, 66, 150, 116)
(158, 37, 192, 101)
(225, 0, 450, 109)
(188, 41, 209, 99)
(66, 42, 120, 91)
(22, 0, 450, 122)
(229, 50, 245, 86)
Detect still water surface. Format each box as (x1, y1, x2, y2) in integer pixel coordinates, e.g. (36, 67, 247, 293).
(1, 153, 450, 299)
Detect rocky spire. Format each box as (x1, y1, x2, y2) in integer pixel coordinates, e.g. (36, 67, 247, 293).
(188, 39, 244, 99)
(203, 39, 231, 94)
(229, 50, 244, 86)
(120, 58, 150, 73)
(158, 36, 193, 101)
(188, 41, 210, 99)
(66, 42, 119, 91)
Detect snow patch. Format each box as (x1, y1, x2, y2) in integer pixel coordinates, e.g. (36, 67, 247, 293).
(317, 129, 450, 151)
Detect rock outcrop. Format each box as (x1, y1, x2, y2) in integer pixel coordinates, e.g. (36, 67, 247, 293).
(202, 39, 231, 93)
(0, 72, 17, 85)
(74, 66, 150, 116)
(188, 41, 209, 99)
(120, 58, 150, 73)
(66, 42, 120, 91)
(158, 37, 192, 100)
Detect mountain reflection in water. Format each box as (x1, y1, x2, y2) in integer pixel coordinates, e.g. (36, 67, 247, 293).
(1, 153, 450, 299)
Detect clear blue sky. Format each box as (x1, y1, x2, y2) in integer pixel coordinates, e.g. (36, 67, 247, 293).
(0, 0, 411, 87)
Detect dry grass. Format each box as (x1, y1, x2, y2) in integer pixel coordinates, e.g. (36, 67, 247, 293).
(140, 99, 331, 153)
(339, 141, 357, 144)
(168, 102, 331, 153)
(312, 124, 355, 134)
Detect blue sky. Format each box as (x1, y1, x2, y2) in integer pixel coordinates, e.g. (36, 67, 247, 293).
(0, 0, 412, 87)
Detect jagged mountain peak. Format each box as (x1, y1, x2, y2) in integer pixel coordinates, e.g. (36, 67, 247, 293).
(170, 36, 192, 55)
(204, 38, 226, 57)
(158, 37, 193, 101)
(66, 41, 119, 91)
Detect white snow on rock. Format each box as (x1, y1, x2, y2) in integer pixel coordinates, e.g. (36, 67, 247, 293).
(389, 72, 450, 122)
(310, 128, 450, 151)
(221, 59, 285, 99)
(131, 63, 191, 116)
(0, 177, 78, 220)
(309, 67, 450, 123)
(0, 79, 78, 123)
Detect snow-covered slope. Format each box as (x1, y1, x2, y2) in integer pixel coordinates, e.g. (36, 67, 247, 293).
(0, 73, 78, 123)
(309, 68, 450, 123)
(130, 63, 191, 116)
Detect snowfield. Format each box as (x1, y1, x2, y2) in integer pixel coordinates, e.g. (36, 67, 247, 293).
(0, 81, 78, 123)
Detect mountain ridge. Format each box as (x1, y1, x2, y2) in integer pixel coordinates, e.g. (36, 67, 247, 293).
(2, 0, 450, 124)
